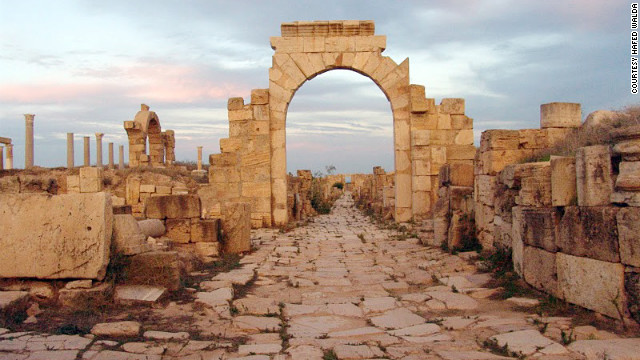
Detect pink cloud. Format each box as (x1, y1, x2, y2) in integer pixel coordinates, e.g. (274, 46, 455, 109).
(0, 83, 110, 103)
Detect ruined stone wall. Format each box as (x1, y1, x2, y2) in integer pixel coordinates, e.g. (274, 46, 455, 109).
(409, 89, 475, 220)
(206, 90, 272, 229)
(476, 106, 640, 323)
(474, 103, 581, 249)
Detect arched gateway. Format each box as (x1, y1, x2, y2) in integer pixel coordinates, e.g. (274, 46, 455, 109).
(207, 21, 475, 227)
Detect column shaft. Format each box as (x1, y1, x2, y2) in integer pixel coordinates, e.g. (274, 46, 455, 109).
(24, 114, 35, 168)
(67, 133, 74, 168)
(108, 142, 114, 169)
(83, 136, 90, 166)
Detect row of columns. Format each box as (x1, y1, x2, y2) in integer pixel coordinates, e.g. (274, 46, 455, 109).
(67, 133, 124, 169)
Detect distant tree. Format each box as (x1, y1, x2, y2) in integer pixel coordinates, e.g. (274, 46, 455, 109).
(325, 164, 336, 175)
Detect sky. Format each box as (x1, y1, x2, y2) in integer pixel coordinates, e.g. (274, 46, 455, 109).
(0, 0, 635, 174)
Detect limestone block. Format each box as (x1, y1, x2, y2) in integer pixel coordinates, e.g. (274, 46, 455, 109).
(66, 175, 80, 193)
(451, 115, 473, 129)
(557, 206, 620, 262)
(0, 193, 112, 280)
(454, 130, 474, 145)
(229, 108, 253, 122)
(439, 163, 474, 187)
(112, 214, 147, 255)
(446, 145, 476, 161)
(227, 97, 244, 110)
(540, 102, 581, 128)
(409, 85, 427, 113)
(512, 207, 525, 276)
(627, 269, 640, 323)
(475, 175, 496, 206)
(551, 156, 577, 206)
(411, 129, 430, 146)
(480, 130, 519, 151)
(191, 219, 220, 243)
(222, 202, 251, 254)
(493, 215, 513, 249)
(139, 184, 155, 193)
(516, 162, 552, 207)
(155, 185, 171, 195)
(576, 145, 613, 206)
(616, 161, 640, 191)
(523, 246, 558, 296)
(251, 89, 269, 104)
(59, 282, 113, 309)
(437, 113, 452, 129)
(111, 196, 125, 206)
(450, 186, 473, 212)
(517, 207, 560, 252)
(440, 98, 465, 115)
(126, 177, 141, 205)
(125, 251, 181, 291)
(617, 207, 640, 267)
(481, 149, 525, 176)
(145, 195, 201, 219)
(611, 191, 640, 206)
(556, 253, 625, 319)
(137, 219, 165, 237)
(165, 218, 191, 243)
(195, 242, 221, 258)
(79, 167, 103, 193)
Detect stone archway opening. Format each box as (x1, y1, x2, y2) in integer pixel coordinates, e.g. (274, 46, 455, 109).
(286, 69, 394, 175)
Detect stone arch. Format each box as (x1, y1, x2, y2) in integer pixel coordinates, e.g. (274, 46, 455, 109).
(268, 21, 412, 225)
(208, 20, 475, 228)
(124, 104, 174, 167)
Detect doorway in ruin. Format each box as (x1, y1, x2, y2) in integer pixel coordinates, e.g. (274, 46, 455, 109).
(286, 69, 394, 177)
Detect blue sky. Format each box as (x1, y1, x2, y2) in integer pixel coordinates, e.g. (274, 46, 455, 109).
(0, 0, 635, 174)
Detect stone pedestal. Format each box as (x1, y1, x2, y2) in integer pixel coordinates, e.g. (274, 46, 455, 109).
(108, 142, 114, 169)
(119, 145, 125, 169)
(197, 146, 203, 171)
(24, 114, 35, 168)
(95, 133, 104, 168)
(83, 136, 90, 166)
(67, 133, 74, 168)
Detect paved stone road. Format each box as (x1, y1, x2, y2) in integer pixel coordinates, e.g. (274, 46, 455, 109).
(1, 193, 639, 359)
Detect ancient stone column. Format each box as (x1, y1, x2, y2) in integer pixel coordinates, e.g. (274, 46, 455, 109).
(0, 146, 4, 170)
(108, 142, 114, 169)
(95, 133, 104, 168)
(5, 144, 13, 170)
(24, 114, 35, 168)
(118, 145, 124, 170)
(197, 146, 203, 171)
(66, 133, 74, 168)
(83, 136, 90, 166)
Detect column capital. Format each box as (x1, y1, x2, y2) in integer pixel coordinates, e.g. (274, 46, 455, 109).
(24, 114, 35, 124)
(95, 133, 104, 139)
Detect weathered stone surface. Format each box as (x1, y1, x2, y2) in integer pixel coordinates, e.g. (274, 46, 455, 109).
(196, 288, 234, 308)
(576, 145, 613, 206)
(557, 206, 620, 262)
(137, 219, 165, 237)
(516, 207, 560, 252)
(91, 321, 141, 337)
(112, 214, 147, 255)
(333, 344, 384, 359)
(191, 219, 220, 242)
(125, 251, 181, 291)
(523, 246, 558, 295)
(233, 316, 281, 333)
(616, 161, 640, 191)
(58, 282, 112, 309)
(194, 242, 220, 257)
(0, 193, 112, 280)
(516, 162, 552, 207)
(540, 102, 581, 128)
(0, 291, 28, 314)
(617, 207, 640, 267)
(556, 253, 625, 319)
(222, 202, 251, 254)
(114, 285, 166, 304)
(439, 163, 474, 187)
(550, 156, 577, 206)
(145, 195, 201, 219)
(143, 330, 189, 341)
(490, 329, 565, 356)
(625, 269, 640, 324)
(79, 166, 103, 193)
(425, 291, 479, 310)
(370, 308, 425, 330)
(568, 339, 640, 360)
(165, 218, 191, 243)
(234, 297, 280, 316)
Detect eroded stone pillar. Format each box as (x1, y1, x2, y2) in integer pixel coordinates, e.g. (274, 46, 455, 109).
(5, 144, 12, 170)
(24, 114, 35, 168)
(118, 145, 124, 170)
(108, 142, 114, 169)
(83, 136, 90, 166)
(95, 133, 104, 168)
(0, 146, 4, 170)
(197, 146, 203, 171)
(67, 133, 74, 168)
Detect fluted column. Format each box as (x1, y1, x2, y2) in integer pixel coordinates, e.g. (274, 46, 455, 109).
(83, 136, 90, 166)
(24, 114, 35, 168)
(67, 133, 74, 168)
(95, 133, 104, 167)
